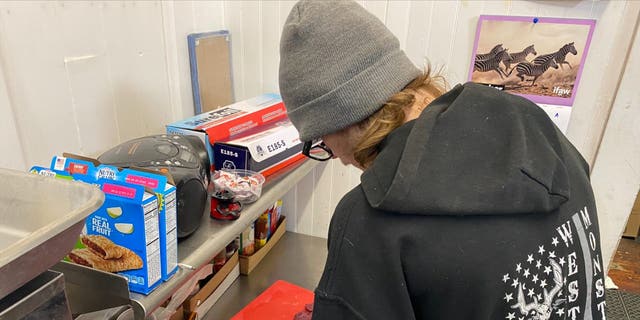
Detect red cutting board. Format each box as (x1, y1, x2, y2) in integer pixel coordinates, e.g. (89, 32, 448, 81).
(231, 280, 314, 320)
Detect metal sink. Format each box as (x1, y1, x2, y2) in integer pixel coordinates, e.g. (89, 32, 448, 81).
(0, 168, 104, 300)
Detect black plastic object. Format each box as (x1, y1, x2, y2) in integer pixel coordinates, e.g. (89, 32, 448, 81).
(211, 190, 243, 220)
(98, 134, 210, 238)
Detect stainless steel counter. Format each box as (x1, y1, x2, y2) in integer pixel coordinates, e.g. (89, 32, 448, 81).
(203, 232, 328, 320)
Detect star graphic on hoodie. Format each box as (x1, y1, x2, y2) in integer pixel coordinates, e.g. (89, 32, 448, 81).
(504, 293, 514, 302)
(527, 254, 534, 263)
(556, 308, 565, 316)
(559, 257, 566, 266)
(537, 293, 543, 301)
(506, 312, 516, 320)
(523, 269, 530, 278)
(538, 245, 546, 255)
(544, 266, 553, 275)
(540, 279, 548, 288)
(536, 260, 542, 269)
(516, 263, 522, 273)
(532, 274, 539, 283)
(548, 251, 556, 259)
(511, 278, 520, 288)
(527, 288, 535, 297)
(552, 237, 559, 247)
(502, 274, 511, 283)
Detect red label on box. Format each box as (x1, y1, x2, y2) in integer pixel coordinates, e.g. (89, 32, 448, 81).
(205, 103, 287, 145)
(68, 162, 88, 175)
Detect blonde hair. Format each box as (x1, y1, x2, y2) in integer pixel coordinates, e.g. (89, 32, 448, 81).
(353, 65, 448, 169)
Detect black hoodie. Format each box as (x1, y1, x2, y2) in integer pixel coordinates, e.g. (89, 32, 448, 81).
(312, 83, 606, 320)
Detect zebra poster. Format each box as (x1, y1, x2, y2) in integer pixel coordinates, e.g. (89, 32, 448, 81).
(469, 15, 595, 107)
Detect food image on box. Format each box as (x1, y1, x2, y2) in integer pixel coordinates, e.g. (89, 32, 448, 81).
(68, 235, 143, 272)
(84, 179, 162, 294)
(47, 155, 163, 294)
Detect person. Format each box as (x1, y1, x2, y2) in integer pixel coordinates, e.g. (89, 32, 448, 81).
(279, 1, 607, 319)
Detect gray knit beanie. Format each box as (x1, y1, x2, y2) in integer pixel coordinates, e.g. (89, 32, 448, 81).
(279, 0, 421, 142)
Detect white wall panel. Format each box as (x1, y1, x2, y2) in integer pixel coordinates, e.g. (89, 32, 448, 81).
(566, 0, 631, 165)
(482, 0, 510, 16)
(294, 168, 315, 236)
(312, 162, 333, 238)
(261, 1, 280, 94)
(362, 1, 387, 23)
(0, 2, 81, 166)
(102, 1, 172, 143)
(509, 0, 539, 16)
(449, 0, 484, 84)
(591, 23, 640, 269)
(385, 1, 411, 50)
(404, 1, 433, 69)
(238, 1, 262, 100)
(425, 1, 460, 79)
(0, 63, 25, 171)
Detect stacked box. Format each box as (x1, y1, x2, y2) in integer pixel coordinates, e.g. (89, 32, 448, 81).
(166, 93, 289, 171)
(119, 169, 178, 281)
(49, 155, 164, 294)
(212, 118, 304, 177)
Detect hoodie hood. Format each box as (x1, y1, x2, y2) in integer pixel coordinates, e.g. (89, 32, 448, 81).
(361, 82, 570, 215)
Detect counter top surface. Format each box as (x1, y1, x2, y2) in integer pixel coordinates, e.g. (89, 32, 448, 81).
(203, 231, 328, 319)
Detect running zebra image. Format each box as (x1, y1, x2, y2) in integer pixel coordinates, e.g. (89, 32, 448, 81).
(533, 42, 578, 70)
(503, 45, 537, 73)
(474, 49, 511, 79)
(469, 16, 594, 103)
(475, 44, 504, 61)
(511, 57, 559, 86)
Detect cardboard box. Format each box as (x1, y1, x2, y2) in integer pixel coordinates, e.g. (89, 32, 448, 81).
(213, 118, 305, 177)
(120, 169, 178, 281)
(166, 94, 288, 171)
(52, 155, 179, 282)
(624, 214, 640, 238)
(184, 263, 240, 320)
(49, 155, 164, 294)
(169, 306, 185, 320)
(184, 251, 239, 313)
(623, 192, 640, 238)
(239, 216, 286, 275)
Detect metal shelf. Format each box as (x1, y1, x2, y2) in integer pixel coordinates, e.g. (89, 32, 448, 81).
(127, 160, 318, 319)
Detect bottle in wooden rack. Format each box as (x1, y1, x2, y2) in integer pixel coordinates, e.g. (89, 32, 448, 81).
(255, 211, 270, 250)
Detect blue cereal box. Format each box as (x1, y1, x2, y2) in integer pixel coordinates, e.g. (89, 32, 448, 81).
(50, 155, 163, 294)
(29, 166, 73, 180)
(90, 178, 162, 294)
(119, 169, 178, 281)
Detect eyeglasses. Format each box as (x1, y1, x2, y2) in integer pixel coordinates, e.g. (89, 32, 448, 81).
(302, 141, 333, 161)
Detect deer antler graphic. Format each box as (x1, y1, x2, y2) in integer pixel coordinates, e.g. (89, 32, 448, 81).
(510, 258, 565, 320)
